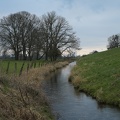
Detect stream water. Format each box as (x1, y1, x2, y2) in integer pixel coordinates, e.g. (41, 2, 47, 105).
(43, 62, 120, 120)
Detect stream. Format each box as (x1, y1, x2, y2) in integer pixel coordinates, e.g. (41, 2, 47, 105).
(43, 62, 120, 120)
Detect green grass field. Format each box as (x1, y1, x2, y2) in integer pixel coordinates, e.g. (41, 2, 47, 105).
(0, 60, 46, 74)
(71, 48, 120, 107)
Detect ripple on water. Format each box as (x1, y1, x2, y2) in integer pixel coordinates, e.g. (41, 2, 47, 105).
(43, 62, 120, 120)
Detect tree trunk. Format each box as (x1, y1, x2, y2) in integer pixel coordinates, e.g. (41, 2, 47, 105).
(36, 51, 39, 60)
(39, 53, 45, 60)
(23, 47, 26, 60)
(45, 52, 48, 61)
(15, 51, 19, 60)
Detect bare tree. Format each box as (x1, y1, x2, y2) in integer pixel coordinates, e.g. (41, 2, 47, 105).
(0, 11, 80, 61)
(0, 11, 36, 60)
(25, 14, 41, 60)
(41, 11, 80, 61)
(107, 34, 120, 49)
(0, 13, 22, 60)
(0, 11, 43, 60)
(34, 28, 45, 60)
(18, 11, 31, 60)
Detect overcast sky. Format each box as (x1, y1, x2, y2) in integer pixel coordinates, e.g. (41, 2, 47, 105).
(0, 0, 120, 55)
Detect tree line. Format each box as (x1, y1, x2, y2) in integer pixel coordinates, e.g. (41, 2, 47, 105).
(107, 34, 120, 49)
(0, 11, 80, 61)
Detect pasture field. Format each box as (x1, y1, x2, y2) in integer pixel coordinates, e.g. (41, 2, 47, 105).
(0, 60, 46, 75)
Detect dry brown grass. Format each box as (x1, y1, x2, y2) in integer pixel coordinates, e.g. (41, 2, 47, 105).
(68, 65, 87, 89)
(0, 74, 49, 120)
(0, 61, 69, 120)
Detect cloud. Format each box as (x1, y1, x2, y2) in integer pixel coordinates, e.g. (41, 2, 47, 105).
(60, 0, 120, 49)
(0, 0, 120, 55)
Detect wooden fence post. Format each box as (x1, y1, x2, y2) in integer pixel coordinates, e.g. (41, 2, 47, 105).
(39, 61, 40, 67)
(34, 62, 36, 68)
(27, 63, 29, 73)
(19, 62, 25, 76)
(30, 62, 33, 68)
(6, 61, 10, 74)
(14, 62, 17, 74)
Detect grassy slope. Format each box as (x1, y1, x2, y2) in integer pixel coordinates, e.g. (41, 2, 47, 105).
(71, 48, 120, 107)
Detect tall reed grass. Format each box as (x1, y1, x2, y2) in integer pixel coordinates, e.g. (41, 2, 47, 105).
(0, 61, 69, 120)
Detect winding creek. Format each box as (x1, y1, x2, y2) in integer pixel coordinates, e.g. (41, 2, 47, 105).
(43, 62, 120, 120)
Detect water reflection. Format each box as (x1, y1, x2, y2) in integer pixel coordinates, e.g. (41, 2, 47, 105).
(43, 62, 120, 120)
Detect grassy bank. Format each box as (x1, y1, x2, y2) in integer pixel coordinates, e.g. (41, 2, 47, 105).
(70, 48, 120, 107)
(0, 61, 69, 120)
